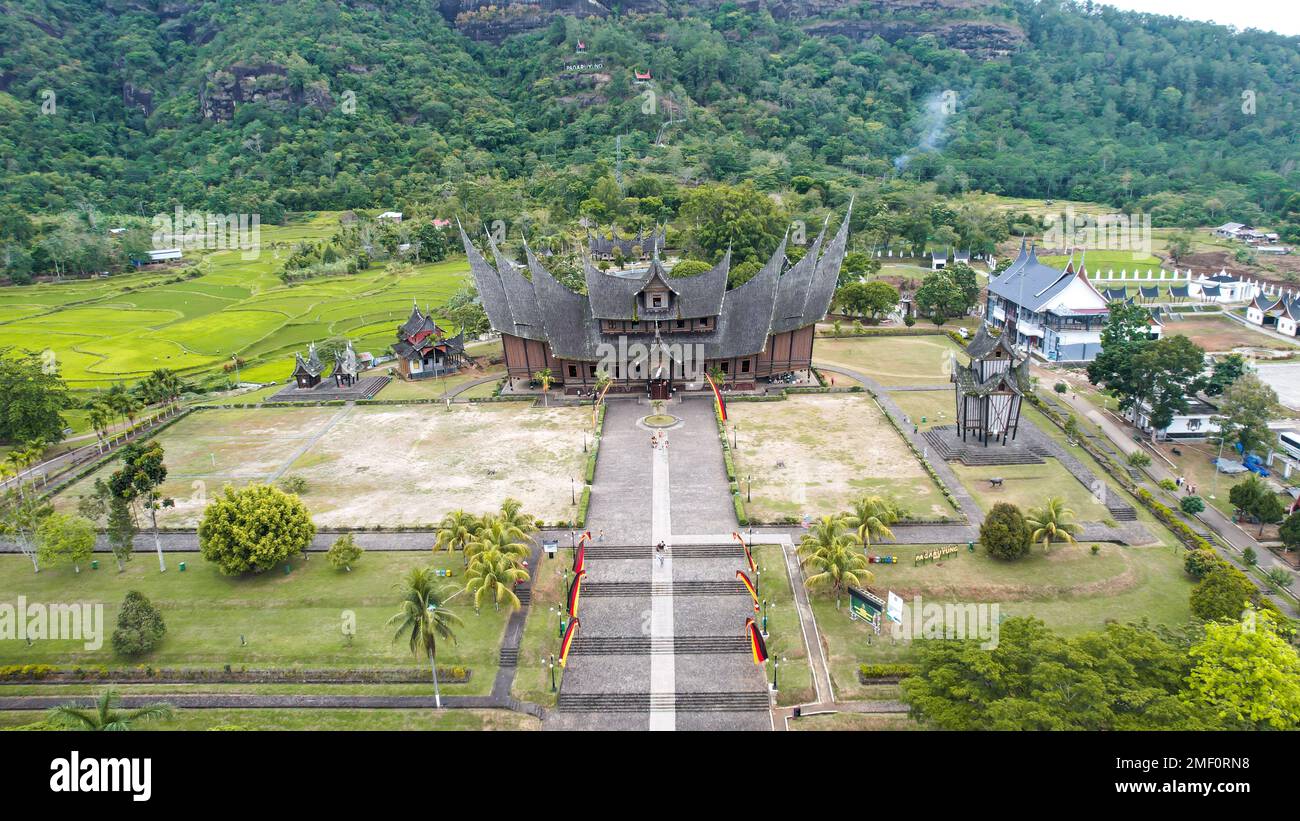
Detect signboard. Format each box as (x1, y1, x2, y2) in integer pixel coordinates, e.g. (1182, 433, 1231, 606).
(886, 591, 904, 625)
(542, 540, 558, 558)
(848, 586, 885, 634)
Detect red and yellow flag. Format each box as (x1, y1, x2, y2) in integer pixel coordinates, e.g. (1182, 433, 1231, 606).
(567, 569, 586, 618)
(705, 372, 727, 423)
(559, 617, 580, 668)
(733, 531, 756, 574)
(573, 531, 591, 575)
(744, 617, 768, 665)
(736, 569, 759, 612)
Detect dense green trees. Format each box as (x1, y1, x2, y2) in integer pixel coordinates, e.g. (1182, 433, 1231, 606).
(903, 614, 1300, 730)
(198, 484, 317, 575)
(0, 348, 67, 444)
(5, 0, 1298, 259)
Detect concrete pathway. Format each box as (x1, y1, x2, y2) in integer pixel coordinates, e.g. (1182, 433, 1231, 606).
(649, 432, 675, 731)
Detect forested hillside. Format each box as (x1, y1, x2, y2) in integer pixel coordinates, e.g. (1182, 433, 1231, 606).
(1, 0, 1298, 233)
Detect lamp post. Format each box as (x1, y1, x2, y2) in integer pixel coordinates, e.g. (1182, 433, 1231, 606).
(571, 475, 576, 506)
(761, 598, 769, 637)
(771, 656, 783, 692)
(733, 423, 739, 450)
(549, 653, 557, 692)
(746, 474, 752, 503)
(1210, 435, 1227, 500)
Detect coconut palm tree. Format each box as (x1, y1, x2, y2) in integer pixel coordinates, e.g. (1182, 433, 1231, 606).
(845, 495, 899, 549)
(797, 514, 850, 561)
(467, 516, 530, 567)
(387, 568, 462, 709)
(1026, 496, 1081, 553)
(801, 531, 873, 610)
(465, 550, 530, 612)
(497, 497, 537, 539)
(49, 689, 173, 731)
(434, 509, 480, 564)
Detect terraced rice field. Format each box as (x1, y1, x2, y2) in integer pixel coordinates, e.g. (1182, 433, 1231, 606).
(0, 212, 470, 390)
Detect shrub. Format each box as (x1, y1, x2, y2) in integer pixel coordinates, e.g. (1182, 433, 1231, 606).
(198, 484, 316, 575)
(111, 591, 166, 657)
(1190, 565, 1257, 622)
(279, 475, 309, 494)
(1184, 548, 1224, 580)
(1054, 382, 1068, 394)
(326, 534, 363, 572)
(1158, 478, 1178, 492)
(1243, 546, 1257, 566)
(1180, 495, 1205, 515)
(980, 502, 1032, 560)
(1127, 451, 1151, 468)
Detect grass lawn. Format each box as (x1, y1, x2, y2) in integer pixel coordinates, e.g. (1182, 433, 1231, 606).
(887, 389, 954, 430)
(511, 548, 572, 708)
(55, 403, 589, 528)
(787, 711, 916, 731)
(811, 541, 1194, 687)
(729, 394, 956, 523)
(1164, 315, 1299, 352)
(371, 367, 503, 400)
(753, 544, 814, 707)
(814, 335, 962, 386)
(0, 708, 538, 731)
(0, 551, 507, 694)
(953, 460, 1115, 524)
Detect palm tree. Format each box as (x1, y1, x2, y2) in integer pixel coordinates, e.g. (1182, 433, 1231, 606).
(467, 516, 530, 567)
(88, 403, 109, 450)
(465, 550, 530, 612)
(845, 495, 899, 549)
(1026, 496, 1081, 553)
(434, 509, 480, 564)
(387, 568, 462, 708)
(802, 531, 873, 609)
(797, 514, 850, 562)
(49, 689, 173, 731)
(497, 497, 537, 540)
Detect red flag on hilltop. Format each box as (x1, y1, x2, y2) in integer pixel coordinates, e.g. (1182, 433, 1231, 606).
(733, 531, 756, 574)
(559, 617, 580, 668)
(744, 617, 768, 665)
(736, 569, 759, 612)
(705, 373, 727, 423)
(567, 569, 586, 619)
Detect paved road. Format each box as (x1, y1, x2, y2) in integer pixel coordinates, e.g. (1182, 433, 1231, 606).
(1045, 379, 1297, 612)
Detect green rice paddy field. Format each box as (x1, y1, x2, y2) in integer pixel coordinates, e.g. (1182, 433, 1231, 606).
(0, 212, 471, 390)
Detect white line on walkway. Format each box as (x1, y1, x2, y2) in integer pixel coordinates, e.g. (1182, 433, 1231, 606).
(649, 441, 675, 731)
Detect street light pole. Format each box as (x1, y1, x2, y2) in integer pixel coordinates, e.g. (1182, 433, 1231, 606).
(1210, 436, 1226, 499)
(549, 653, 557, 692)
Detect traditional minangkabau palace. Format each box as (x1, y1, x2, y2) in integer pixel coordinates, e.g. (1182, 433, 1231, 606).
(458, 209, 851, 397)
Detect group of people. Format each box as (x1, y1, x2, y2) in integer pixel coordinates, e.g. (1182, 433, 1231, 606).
(1175, 475, 1198, 496)
(649, 430, 669, 451)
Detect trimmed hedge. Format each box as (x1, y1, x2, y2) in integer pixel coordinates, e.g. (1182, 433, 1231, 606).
(857, 663, 917, 682)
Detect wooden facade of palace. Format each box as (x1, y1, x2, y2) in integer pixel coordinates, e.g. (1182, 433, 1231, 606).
(462, 209, 850, 397)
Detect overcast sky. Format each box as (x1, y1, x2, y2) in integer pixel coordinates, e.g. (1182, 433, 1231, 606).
(1102, 0, 1300, 36)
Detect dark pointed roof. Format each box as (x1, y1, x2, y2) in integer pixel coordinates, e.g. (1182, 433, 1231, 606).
(330, 340, 358, 378)
(292, 343, 324, 378)
(953, 359, 1031, 396)
(462, 208, 853, 361)
(964, 323, 1020, 361)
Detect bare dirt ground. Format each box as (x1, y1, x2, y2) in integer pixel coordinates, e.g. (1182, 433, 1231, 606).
(1165, 315, 1299, 352)
(729, 394, 954, 523)
(58, 404, 589, 528)
(1179, 249, 1300, 291)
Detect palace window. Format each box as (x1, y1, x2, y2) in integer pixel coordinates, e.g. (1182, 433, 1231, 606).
(651, 295, 664, 309)
(720, 361, 729, 373)
(699, 317, 711, 328)
(741, 359, 751, 374)
(676, 320, 686, 329)
(588, 364, 597, 378)
(568, 364, 578, 378)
